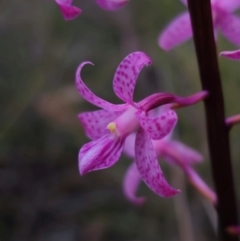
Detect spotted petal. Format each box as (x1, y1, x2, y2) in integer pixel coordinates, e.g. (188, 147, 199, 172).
(79, 109, 125, 140)
(79, 135, 124, 175)
(137, 110, 178, 140)
(220, 49, 240, 60)
(135, 128, 180, 197)
(113, 52, 152, 106)
(76, 62, 127, 111)
(158, 12, 192, 51)
(96, 0, 129, 11)
(55, 0, 82, 20)
(218, 12, 240, 47)
(216, 0, 240, 12)
(123, 162, 146, 205)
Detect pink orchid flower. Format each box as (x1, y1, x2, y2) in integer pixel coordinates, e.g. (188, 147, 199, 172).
(96, 0, 129, 11)
(55, 0, 82, 20)
(77, 51, 182, 198)
(159, 0, 240, 50)
(220, 49, 240, 60)
(123, 126, 216, 205)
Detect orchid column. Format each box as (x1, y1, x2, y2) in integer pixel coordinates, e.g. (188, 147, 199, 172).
(187, 0, 238, 240)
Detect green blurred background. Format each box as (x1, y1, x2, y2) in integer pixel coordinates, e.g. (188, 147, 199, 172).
(1, 0, 240, 240)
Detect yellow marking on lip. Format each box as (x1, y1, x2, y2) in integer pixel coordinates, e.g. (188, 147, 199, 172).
(107, 122, 117, 134)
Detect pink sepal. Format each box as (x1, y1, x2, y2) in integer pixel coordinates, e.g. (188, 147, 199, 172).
(75, 62, 127, 111)
(180, 0, 187, 6)
(185, 167, 217, 204)
(174, 91, 208, 107)
(79, 135, 124, 175)
(96, 0, 129, 11)
(163, 140, 203, 165)
(158, 12, 192, 51)
(123, 162, 146, 205)
(217, 12, 240, 47)
(55, 0, 82, 20)
(216, 0, 240, 12)
(135, 128, 180, 197)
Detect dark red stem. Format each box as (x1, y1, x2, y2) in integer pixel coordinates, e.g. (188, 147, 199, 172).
(187, 0, 238, 240)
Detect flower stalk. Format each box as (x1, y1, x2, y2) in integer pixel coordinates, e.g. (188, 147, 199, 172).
(187, 0, 239, 240)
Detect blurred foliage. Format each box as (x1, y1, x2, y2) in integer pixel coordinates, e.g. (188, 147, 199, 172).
(1, 0, 240, 240)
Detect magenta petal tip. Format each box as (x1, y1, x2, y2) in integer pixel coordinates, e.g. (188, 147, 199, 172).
(219, 50, 240, 60)
(132, 197, 146, 205)
(55, 0, 82, 20)
(96, 0, 129, 11)
(79, 166, 89, 176)
(123, 162, 146, 205)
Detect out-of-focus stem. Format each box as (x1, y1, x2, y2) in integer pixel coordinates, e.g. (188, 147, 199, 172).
(187, 0, 239, 240)
(171, 168, 195, 241)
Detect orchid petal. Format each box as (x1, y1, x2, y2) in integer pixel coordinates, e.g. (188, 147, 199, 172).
(79, 109, 125, 140)
(216, 0, 240, 12)
(79, 135, 124, 175)
(159, 141, 203, 168)
(123, 133, 136, 157)
(137, 110, 178, 140)
(185, 167, 217, 204)
(158, 12, 192, 51)
(96, 0, 129, 11)
(56, 0, 73, 5)
(113, 52, 152, 106)
(220, 49, 240, 60)
(170, 141, 203, 164)
(135, 128, 180, 197)
(76, 62, 127, 111)
(218, 12, 240, 47)
(55, 0, 82, 20)
(180, 0, 187, 6)
(123, 162, 146, 205)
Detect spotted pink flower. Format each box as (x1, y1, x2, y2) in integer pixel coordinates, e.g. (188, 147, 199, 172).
(123, 126, 209, 204)
(220, 49, 240, 60)
(96, 0, 129, 11)
(159, 0, 240, 50)
(76, 52, 180, 198)
(55, 0, 82, 20)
